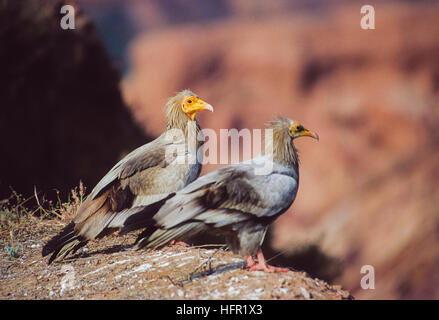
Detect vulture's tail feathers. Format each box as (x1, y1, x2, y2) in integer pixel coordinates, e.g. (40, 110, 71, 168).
(134, 222, 205, 250)
(119, 193, 175, 235)
(47, 239, 86, 264)
(132, 190, 211, 249)
(42, 222, 87, 264)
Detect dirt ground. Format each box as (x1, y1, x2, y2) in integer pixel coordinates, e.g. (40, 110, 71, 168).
(0, 217, 352, 300)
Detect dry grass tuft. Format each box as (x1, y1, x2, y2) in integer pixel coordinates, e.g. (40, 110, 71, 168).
(0, 182, 86, 260)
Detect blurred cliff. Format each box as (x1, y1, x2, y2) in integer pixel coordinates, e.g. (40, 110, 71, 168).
(0, 0, 149, 199)
(2, 0, 439, 300)
(106, 0, 438, 299)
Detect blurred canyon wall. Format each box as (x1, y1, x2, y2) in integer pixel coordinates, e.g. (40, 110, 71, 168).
(2, 0, 439, 300)
(110, 0, 439, 299)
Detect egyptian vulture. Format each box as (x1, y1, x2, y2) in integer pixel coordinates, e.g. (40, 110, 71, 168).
(121, 117, 318, 272)
(42, 89, 213, 264)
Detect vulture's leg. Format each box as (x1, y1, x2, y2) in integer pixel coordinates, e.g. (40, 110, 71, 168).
(246, 248, 289, 273)
(246, 255, 257, 268)
(169, 240, 189, 247)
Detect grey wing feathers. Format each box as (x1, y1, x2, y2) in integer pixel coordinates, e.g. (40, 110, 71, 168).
(194, 165, 297, 216)
(89, 136, 171, 200)
(130, 162, 298, 249)
(156, 169, 297, 228)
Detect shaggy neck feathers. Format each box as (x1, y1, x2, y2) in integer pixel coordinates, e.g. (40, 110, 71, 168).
(267, 118, 299, 169)
(165, 91, 202, 149)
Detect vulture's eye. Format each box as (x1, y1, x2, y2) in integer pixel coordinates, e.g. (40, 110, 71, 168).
(187, 99, 192, 104)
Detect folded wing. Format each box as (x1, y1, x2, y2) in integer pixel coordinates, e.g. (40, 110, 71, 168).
(123, 158, 298, 251)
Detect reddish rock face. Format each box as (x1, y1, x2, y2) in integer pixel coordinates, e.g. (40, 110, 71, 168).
(121, 3, 439, 299)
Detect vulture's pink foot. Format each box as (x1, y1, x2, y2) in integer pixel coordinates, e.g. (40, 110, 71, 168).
(169, 240, 188, 247)
(245, 249, 290, 273)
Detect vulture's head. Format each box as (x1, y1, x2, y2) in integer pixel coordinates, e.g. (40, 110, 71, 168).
(268, 117, 319, 142)
(167, 89, 214, 122)
(267, 117, 318, 165)
(288, 119, 319, 141)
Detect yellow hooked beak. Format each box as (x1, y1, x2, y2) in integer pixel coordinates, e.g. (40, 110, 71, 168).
(185, 98, 214, 121)
(290, 122, 319, 141)
(298, 128, 319, 141)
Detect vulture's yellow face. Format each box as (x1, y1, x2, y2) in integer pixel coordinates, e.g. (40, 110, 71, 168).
(289, 121, 319, 141)
(181, 95, 214, 121)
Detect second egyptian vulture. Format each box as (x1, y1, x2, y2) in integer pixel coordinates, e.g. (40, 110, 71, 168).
(42, 89, 213, 264)
(121, 117, 318, 272)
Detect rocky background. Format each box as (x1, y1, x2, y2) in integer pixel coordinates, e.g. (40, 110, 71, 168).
(0, 0, 149, 199)
(1, 0, 439, 299)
